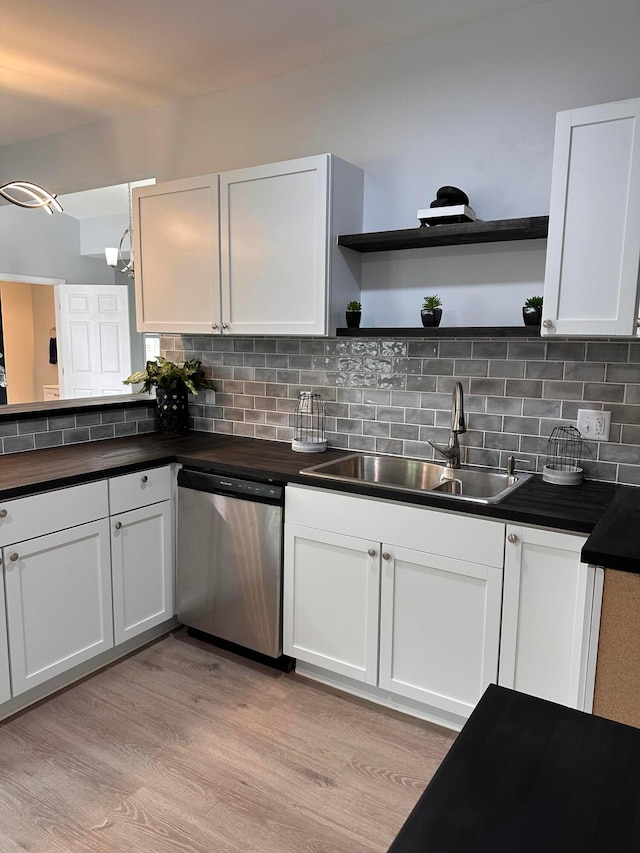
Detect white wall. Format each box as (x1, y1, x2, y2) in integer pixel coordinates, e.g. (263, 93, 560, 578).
(1, 0, 638, 325)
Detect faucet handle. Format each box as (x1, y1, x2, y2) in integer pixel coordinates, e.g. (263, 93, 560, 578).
(506, 456, 532, 475)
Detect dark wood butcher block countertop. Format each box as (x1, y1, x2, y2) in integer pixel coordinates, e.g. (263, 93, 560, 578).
(388, 683, 640, 853)
(0, 431, 623, 539)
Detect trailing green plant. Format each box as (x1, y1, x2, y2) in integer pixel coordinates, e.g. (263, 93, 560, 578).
(524, 295, 543, 308)
(422, 294, 443, 311)
(346, 300, 362, 311)
(123, 357, 215, 395)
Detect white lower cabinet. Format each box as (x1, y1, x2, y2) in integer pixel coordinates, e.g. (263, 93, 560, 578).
(499, 525, 599, 711)
(379, 545, 503, 720)
(0, 577, 11, 704)
(284, 485, 505, 724)
(3, 519, 113, 695)
(284, 525, 380, 684)
(111, 500, 173, 644)
(0, 466, 176, 711)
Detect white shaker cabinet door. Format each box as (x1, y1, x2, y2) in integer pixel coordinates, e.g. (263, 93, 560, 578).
(134, 175, 221, 334)
(543, 98, 640, 336)
(0, 572, 11, 704)
(499, 525, 598, 711)
(220, 155, 330, 336)
(283, 523, 380, 685)
(379, 545, 502, 720)
(111, 500, 174, 645)
(4, 519, 113, 695)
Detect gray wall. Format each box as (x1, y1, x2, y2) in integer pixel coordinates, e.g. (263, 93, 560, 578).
(0, 205, 115, 285)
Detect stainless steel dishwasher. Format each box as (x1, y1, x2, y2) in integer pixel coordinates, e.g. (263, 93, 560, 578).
(176, 468, 290, 665)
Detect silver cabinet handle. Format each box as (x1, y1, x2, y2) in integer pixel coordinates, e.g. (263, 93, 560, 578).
(141, 475, 148, 484)
(367, 548, 377, 558)
(114, 521, 122, 530)
(0, 509, 7, 518)
(9, 553, 19, 562)
(382, 552, 392, 561)
(507, 533, 518, 544)
(542, 319, 554, 328)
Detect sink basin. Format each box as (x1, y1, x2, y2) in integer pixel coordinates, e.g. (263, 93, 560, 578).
(300, 453, 532, 505)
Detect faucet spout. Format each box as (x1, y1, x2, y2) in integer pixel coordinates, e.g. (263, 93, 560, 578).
(428, 382, 466, 469)
(451, 381, 466, 435)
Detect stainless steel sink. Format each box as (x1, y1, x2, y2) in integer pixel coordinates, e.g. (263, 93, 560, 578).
(300, 453, 532, 505)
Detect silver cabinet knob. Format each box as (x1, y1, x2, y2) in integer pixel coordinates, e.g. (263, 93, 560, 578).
(0, 509, 7, 518)
(542, 319, 554, 328)
(141, 475, 148, 484)
(636, 318, 640, 328)
(367, 548, 377, 558)
(114, 521, 123, 530)
(382, 552, 392, 561)
(221, 322, 229, 330)
(211, 323, 218, 329)
(9, 553, 19, 562)
(507, 533, 518, 544)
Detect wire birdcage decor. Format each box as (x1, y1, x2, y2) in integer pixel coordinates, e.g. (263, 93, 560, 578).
(292, 392, 327, 453)
(543, 425, 584, 485)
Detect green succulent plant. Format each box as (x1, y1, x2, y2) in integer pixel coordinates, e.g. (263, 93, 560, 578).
(422, 294, 443, 311)
(524, 295, 543, 308)
(346, 300, 362, 311)
(123, 357, 214, 395)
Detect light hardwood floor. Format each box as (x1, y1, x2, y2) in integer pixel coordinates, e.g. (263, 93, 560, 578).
(0, 630, 455, 852)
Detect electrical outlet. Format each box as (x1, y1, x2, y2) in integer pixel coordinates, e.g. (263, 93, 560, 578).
(577, 409, 611, 441)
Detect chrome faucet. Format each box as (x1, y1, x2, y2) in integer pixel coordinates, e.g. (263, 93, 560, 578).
(428, 381, 466, 468)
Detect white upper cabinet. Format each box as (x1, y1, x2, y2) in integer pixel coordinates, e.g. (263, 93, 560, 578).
(220, 154, 362, 335)
(134, 175, 221, 334)
(134, 154, 363, 336)
(543, 98, 640, 336)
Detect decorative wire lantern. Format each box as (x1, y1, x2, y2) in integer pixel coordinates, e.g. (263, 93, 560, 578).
(543, 425, 584, 485)
(292, 392, 327, 453)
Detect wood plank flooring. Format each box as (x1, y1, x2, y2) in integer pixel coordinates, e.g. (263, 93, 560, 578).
(0, 630, 455, 852)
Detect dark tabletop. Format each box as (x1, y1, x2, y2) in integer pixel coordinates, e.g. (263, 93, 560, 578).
(388, 684, 640, 853)
(581, 485, 640, 573)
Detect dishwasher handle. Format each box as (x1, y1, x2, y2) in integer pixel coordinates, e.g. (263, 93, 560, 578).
(178, 468, 284, 504)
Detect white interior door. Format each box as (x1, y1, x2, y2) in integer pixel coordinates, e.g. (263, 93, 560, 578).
(57, 284, 132, 398)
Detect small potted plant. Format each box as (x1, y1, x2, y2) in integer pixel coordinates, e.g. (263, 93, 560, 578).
(523, 295, 543, 327)
(421, 295, 443, 327)
(124, 356, 215, 434)
(346, 300, 362, 328)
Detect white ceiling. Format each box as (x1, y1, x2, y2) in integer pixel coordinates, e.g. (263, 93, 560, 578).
(1, 0, 549, 147)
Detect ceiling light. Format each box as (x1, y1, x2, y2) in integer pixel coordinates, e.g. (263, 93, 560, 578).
(0, 180, 63, 214)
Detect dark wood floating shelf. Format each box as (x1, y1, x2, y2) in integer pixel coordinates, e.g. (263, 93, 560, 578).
(337, 326, 541, 338)
(337, 215, 549, 253)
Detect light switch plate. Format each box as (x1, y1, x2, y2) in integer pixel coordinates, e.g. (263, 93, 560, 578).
(577, 409, 611, 441)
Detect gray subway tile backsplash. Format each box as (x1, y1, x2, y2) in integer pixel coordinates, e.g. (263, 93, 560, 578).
(160, 332, 640, 483)
(1, 335, 639, 487)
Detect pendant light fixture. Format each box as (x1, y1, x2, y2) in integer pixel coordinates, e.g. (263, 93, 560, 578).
(0, 180, 63, 214)
(105, 183, 134, 279)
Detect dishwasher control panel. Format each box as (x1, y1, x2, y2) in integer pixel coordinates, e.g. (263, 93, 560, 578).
(177, 468, 284, 503)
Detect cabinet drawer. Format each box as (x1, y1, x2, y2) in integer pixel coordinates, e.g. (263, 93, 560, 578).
(285, 485, 505, 568)
(109, 465, 173, 514)
(0, 480, 109, 547)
